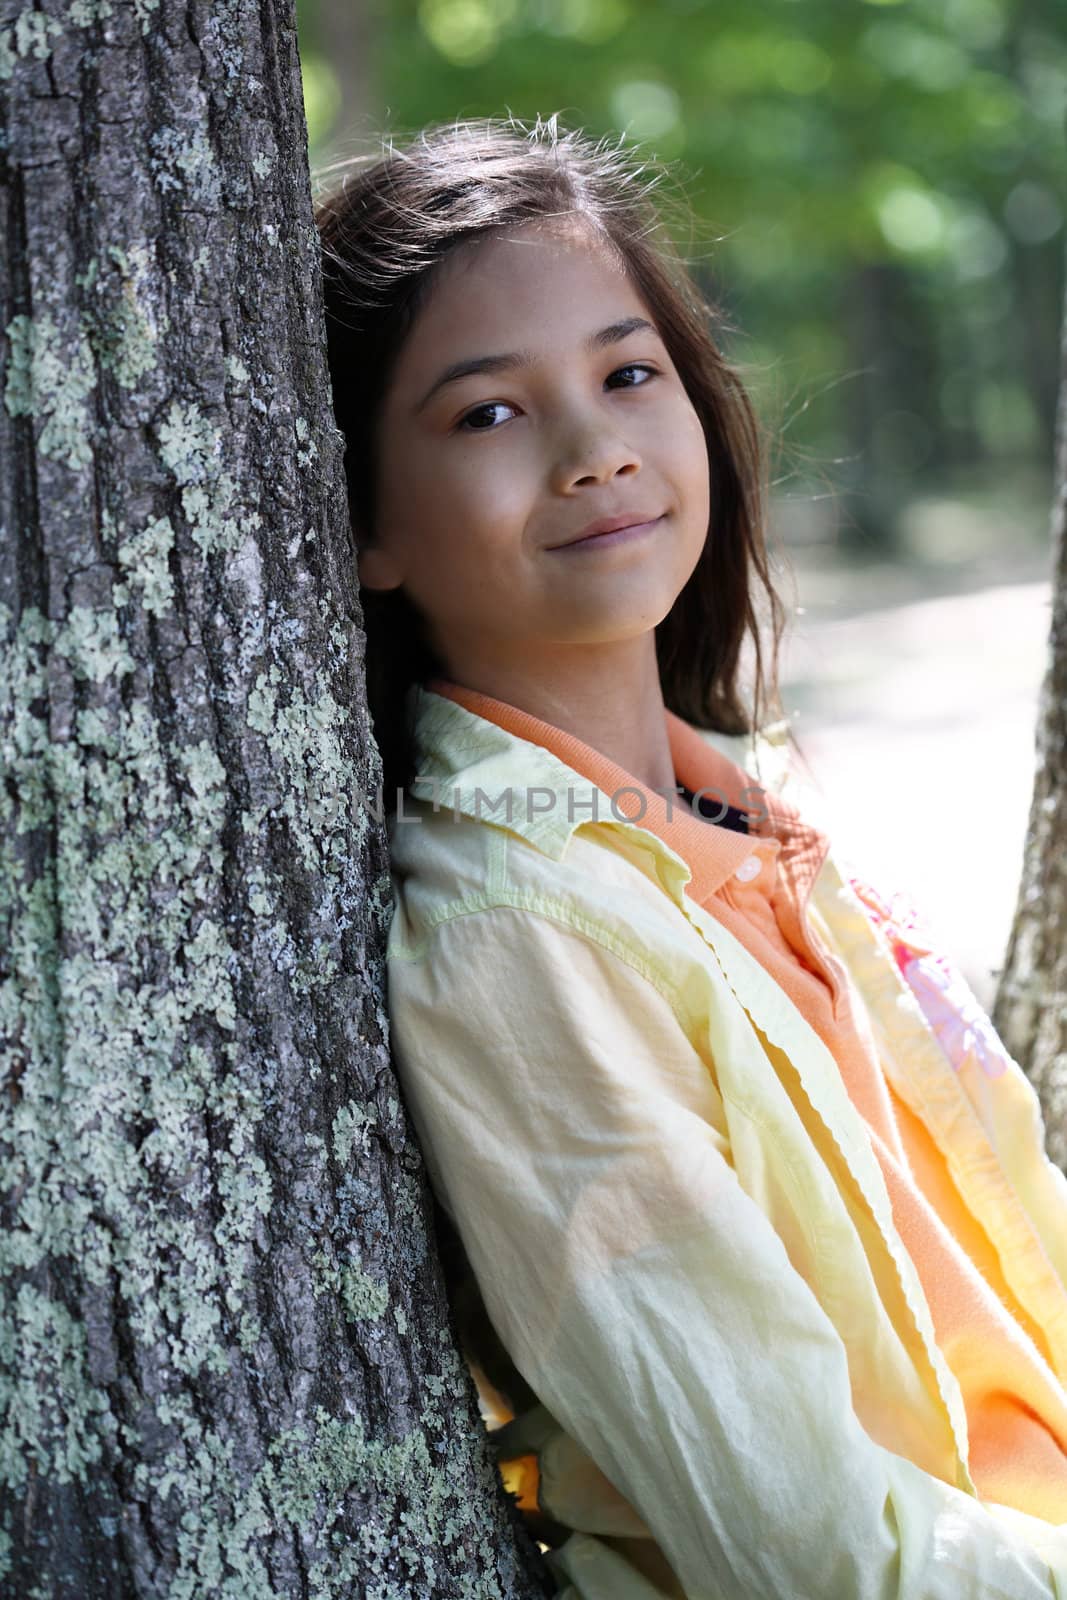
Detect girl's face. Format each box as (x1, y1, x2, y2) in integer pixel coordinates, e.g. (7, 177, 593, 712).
(360, 215, 711, 684)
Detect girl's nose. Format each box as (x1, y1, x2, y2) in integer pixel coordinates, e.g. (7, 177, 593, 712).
(551, 421, 642, 492)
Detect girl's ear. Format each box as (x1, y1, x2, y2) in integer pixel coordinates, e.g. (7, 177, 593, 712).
(356, 542, 405, 592)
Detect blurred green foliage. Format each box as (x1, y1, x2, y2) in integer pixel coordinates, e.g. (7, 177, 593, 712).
(297, 0, 1065, 549)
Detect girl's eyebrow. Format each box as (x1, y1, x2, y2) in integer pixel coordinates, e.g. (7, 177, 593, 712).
(412, 315, 658, 414)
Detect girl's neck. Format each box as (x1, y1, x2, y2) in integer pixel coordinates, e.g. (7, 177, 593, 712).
(432, 633, 677, 796)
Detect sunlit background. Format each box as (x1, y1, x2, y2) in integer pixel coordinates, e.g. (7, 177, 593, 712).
(297, 0, 1066, 1004)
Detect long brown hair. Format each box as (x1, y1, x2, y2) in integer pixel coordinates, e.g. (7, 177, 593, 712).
(314, 113, 789, 807)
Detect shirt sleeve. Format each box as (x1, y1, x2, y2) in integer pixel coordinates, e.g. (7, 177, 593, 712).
(386, 901, 1067, 1600)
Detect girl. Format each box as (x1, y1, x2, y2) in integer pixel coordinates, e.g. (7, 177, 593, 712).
(315, 114, 1067, 1598)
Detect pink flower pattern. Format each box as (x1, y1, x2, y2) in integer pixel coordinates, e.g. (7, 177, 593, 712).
(848, 874, 1009, 1080)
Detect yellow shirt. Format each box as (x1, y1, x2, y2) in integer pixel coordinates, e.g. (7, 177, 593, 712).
(385, 682, 1067, 1599)
(427, 673, 1067, 1529)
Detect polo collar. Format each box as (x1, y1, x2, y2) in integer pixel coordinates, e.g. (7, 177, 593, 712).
(407, 680, 829, 908)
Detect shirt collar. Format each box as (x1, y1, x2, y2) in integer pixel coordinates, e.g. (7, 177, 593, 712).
(406, 678, 829, 908)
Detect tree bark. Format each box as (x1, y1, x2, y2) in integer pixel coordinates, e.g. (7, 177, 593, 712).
(0, 2, 555, 1594)
(993, 248, 1067, 1169)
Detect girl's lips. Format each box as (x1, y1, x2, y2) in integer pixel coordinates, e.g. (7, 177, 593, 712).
(550, 514, 665, 551)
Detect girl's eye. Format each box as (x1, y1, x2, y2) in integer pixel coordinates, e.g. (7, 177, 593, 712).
(455, 362, 660, 433)
(457, 400, 517, 433)
(605, 362, 659, 390)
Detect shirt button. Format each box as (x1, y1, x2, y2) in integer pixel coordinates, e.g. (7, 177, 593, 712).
(733, 855, 761, 883)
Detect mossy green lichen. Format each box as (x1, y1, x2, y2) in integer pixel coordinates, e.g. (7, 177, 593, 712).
(53, 604, 135, 684)
(2, 314, 34, 414)
(157, 398, 219, 483)
(0, 8, 65, 79)
(0, 1285, 116, 1489)
(155, 399, 249, 557)
(78, 245, 164, 390)
(246, 670, 355, 872)
(332, 1100, 377, 1165)
(339, 1265, 390, 1324)
(117, 515, 176, 615)
(295, 414, 318, 469)
(3, 313, 96, 470)
(310, 1237, 391, 1325)
(149, 126, 222, 207)
(226, 353, 251, 388)
(66, 0, 114, 26)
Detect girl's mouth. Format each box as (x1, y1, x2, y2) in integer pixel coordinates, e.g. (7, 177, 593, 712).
(550, 514, 665, 552)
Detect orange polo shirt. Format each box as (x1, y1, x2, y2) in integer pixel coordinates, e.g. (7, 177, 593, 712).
(429, 676, 1067, 1522)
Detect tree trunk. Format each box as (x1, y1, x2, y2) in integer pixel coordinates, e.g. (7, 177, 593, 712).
(993, 249, 1067, 1169)
(0, 2, 555, 1594)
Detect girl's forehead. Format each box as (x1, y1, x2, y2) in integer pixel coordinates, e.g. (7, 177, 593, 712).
(439, 213, 628, 290)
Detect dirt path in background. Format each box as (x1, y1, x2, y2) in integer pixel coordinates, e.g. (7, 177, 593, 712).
(778, 566, 1052, 1009)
